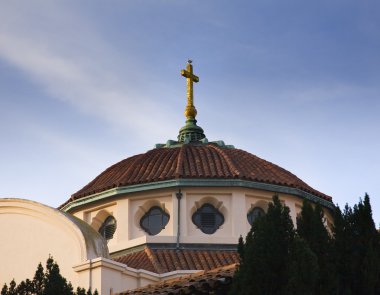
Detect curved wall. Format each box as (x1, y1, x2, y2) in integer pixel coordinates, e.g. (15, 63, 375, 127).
(0, 199, 108, 287)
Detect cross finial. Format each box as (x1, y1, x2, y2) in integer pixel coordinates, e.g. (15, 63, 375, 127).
(177, 61, 206, 143)
(181, 60, 199, 119)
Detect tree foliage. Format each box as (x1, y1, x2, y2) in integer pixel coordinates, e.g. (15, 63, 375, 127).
(231, 195, 308, 295)
(333, 194, 380, 295)
(297, 200, 337, 295)
(1, 256, 97, 295)
(286, 236, 318, 295)
(231, 194, 380, 295)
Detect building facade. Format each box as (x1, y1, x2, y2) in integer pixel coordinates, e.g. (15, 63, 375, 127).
(0, 61, 333, 294)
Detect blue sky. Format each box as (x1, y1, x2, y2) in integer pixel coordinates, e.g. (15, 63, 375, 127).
(1, 1, 379, 226)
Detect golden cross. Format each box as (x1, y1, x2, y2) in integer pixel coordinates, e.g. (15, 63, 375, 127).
(181, 60, 199, 119)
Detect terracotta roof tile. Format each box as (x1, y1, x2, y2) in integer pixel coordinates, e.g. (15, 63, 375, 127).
(67, 144, 331, 205)
(112, 248, 239, 274)
(116, 263, 237, 295)
(114, 248, 156, 273)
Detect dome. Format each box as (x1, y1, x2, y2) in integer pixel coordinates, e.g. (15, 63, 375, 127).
(68, 143, 331, 204)
(62, 61, 332, 210)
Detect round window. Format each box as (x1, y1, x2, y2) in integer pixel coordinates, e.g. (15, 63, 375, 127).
(192, 203, 224, 234)
(99, 216, 117, 240)
(140, 206, 170, 235)
(247, 207, 265, 225)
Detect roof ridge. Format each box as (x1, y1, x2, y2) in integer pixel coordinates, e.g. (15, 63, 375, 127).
(121, 153, 148, 184)
(145, 247, 164, 274)
(116, 263, 237, 295)
(208, 144, 240, 177)
(174, 146, 185, 178)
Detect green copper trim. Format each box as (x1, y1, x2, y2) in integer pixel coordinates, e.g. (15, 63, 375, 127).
(177, 118, 206, 143)
(61, 178, 334, 212)
(155, 139, 235, 149)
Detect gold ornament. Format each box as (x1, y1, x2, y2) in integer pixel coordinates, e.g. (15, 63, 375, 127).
(181, 60, 199, 119)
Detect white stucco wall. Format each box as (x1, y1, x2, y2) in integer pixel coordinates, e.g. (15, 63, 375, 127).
(68, 186, 333, 254)
(0, 199, 108, 288)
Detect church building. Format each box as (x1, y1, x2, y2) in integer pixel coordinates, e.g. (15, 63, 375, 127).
(0, 61, 334, 294)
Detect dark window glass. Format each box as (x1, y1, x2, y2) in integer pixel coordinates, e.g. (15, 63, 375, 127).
(99, 216, 117, 240)
(140, 206, 170, 235)
(247, 207, 265, 225)
(192, 203, 224, 234)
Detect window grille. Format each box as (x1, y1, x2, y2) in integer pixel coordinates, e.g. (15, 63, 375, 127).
(140, 206, 170, 235)
(99, 216, 117, 240)
(192, 203, 224, 234)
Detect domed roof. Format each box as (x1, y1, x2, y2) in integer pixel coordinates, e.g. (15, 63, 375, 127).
(69, 143, 331, 203)
(62, 61, 332, 210)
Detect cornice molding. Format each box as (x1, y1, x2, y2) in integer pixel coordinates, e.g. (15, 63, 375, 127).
(62, 179, 334, 212)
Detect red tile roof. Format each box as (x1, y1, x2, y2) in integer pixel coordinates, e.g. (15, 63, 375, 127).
(113, 248, 240, 274)
(67, 144, 331, 205)
(116, 263, 237, 295)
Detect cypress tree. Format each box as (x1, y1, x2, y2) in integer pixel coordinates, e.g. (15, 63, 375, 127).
(15, 279, 34, 295)
(237, 235, 244, 261)
(333, 204, 352, 294)
(43, 256, 73, 295)
(1, 257, 98, 295)
(231, 195, 296, 295)
(286, 236, 318, 295)
(334, 194, 380, 295)
(16, 281, 27, 295)
(7, 280, 16, 295)
(353, 195, 380, 295)
(26, 279, 33, 294)
(297, 200, 337, 294)
(33, 262, 45, 295)
(1, 284, 8, 295)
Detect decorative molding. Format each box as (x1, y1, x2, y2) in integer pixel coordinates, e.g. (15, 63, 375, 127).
(62, 179, 334, 212)
(73, 257, 200, 281)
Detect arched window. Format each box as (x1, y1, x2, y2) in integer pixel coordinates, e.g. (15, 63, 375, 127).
(192, 203, 224, 234)
(140, 206, 170, 235)
(247, 207, 265, 225)
(99, 215, 117, 240)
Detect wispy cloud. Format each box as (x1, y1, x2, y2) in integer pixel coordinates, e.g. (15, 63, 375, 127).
(0, 2, 178, 144)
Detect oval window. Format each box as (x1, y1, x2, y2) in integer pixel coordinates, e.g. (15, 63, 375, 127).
(99, 216, 117, 240)
(140, 206, 170, 235)
(192, 203, 224, 234)
(247, 207, 265, 225)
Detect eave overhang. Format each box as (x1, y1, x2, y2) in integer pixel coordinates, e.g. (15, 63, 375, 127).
(61, 178, 334, 212)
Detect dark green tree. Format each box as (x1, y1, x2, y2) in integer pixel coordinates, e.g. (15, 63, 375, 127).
(297, 200, 337, 294)
(333, 204, 352, 295)
(14, 278, 33, 295)
(43, 256, 73, 295)
(7, 280, 16, 295)
(237, 235, 244, 261)
(353, 194, 380, 295)
(231, 195, 296, 295)
(1, 284, 8, 295)
(334, 194, 380, 295)
(0, 257, 98, 295)
(286, 236, 319, 295)
(33, 262, 45, 295)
